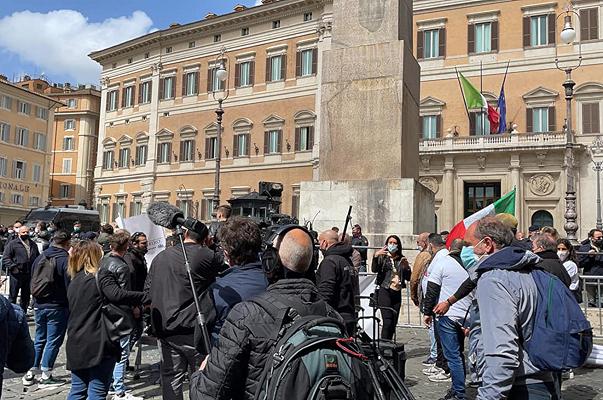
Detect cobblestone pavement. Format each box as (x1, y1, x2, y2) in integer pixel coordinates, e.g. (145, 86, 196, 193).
(2, 323, 602, 399)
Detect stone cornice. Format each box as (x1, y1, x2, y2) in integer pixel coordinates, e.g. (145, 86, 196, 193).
(89, 0, 330, 63)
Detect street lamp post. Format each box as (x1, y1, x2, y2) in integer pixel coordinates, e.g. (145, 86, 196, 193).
(589, 137, 603, 230)
(555, 7, 582, 243)
(212, 47, 230, 209)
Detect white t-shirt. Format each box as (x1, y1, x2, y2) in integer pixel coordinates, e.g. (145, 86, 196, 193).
(428, 251, 472, 323)
(421, 249, 449, 297)
(563, 260, 580, 291)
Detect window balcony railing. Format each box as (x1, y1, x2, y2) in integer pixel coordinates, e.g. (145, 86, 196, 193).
(419, 131, 568, 153)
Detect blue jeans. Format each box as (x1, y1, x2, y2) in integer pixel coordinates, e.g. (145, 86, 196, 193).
(428, 321, 437, 359)
(67, 357, 115, 400)
(508, 381, 560, 399)
(437, 316, 466, 399)
(33, 307, 69, 372)
(111, 335, 131, 394)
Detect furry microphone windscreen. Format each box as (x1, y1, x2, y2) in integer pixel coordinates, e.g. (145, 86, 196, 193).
(147, 202, 184, 229)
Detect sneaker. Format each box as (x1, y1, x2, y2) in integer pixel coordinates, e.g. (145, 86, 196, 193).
(422, 356, 437, 366)
(438, 390, 464, 400)
(422, 365, 444, 376)
(112, 393, 144, 400)
(468, 380, 482, 388)
(428, 371, 452, 382)
(38, 376, 67, 389)
(561, 370, 575, 380)
(22, 370, 35, 386)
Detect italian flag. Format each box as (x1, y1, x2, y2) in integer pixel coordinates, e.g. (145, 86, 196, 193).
(445, 188, 516, 247)
(458, 72, 501, 134)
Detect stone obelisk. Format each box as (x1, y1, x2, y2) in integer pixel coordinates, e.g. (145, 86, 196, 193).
(300, 0, 434, 243)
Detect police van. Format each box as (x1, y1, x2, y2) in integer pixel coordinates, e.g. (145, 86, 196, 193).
(23, 206, 101, 233)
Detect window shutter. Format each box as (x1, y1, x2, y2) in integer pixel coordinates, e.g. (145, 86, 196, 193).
(245, 134, 250, 155)
(22, 162, 26, 179)
(12, 160, 16, 178)
(264, 131, 269, 154)
(296, 51, 302, 77)
(548, 14, 556, 45)
(523, 17, 531, 47)
(171, 77, 176, 98)
(194, 72, 199, 94)
(106, 94, 110, 111)
(131, 86, 136, 106)
(138, 83, 143, 104)
(419, 116, 425, 140)
(159, 78, 165, 100)
(469, 114, 476, 135)
(417, 30, 424, 59)
(583, 103, 592, 133)
(491, 21, 499, 52)
(235, 63, 241, 87)
(167, 143, 172, 163)
(121, 87, 126, 107)
(591, 8, 599, 40)
(308, 126, 314, 149)
(295, 128, 301, 151)
(580, 9, 589, 40)
(207, 69, 212, 92)
(129, 202, 134, 217)
(526, 108, 533, 132)
(233, 135, 239, 157)
(249, 61, 255, 85)
(205, 138, 211, 159)
(468, 24, 475, 54)
(548, 107, 556, 132)
(266, 57, 271, 82)
(438, 28, 446, 57)
(179, 141, 185, 161)
(147, 81, 152, 102)
(436, 115, 442, 138)
(278, 130, 283, 153)
(281, 54, 287, 80)
(312, 48, 318, 75)
(182, 74, 187, 96)
(593, 104, 601, 133)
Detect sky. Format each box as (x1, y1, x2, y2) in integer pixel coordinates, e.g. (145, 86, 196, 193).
(0, 0, 262, 85)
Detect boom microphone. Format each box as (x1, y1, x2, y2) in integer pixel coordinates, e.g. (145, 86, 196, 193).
(147, 202, 208, 237)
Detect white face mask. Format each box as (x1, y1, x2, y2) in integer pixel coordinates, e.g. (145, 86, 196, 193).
(557, 250, 569, 261)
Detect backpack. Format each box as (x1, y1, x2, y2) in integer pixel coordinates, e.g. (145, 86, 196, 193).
(30, 255, 57, 300)
(524, 269, 593, 371)
(251, 293, 372, 400)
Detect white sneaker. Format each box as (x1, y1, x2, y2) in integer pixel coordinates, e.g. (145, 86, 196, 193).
(22, 370, 35, 386)
(428, 371, 452, 382)
(422, 365, 444, 376)
(112, 393, 144, 400)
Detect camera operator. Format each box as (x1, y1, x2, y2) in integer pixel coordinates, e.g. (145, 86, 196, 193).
(144, 225, 224, 400)
(190, 226, 341, 400)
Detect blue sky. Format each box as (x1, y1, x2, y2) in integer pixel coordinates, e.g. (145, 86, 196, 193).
(0, 0, 260, 85)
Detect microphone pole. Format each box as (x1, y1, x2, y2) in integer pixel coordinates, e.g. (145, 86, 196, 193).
(176, 224, 211, 354)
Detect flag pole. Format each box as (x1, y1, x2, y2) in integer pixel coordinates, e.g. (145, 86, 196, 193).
(455, 67, 472, 123)
(480, 61, 485, 135)
(500, 60, 511, 93)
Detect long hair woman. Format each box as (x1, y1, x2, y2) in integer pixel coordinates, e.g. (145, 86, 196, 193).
(66, 240, 145, 400)
(371, 235, 411, 340)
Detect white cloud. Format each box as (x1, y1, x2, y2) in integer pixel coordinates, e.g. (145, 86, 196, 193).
(255, 0, 263, 5)
(0, 10, 154, 83)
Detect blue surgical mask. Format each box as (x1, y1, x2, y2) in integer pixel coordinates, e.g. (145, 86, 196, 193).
(387, 244, 398, 253)
(460, 246, 478, 270)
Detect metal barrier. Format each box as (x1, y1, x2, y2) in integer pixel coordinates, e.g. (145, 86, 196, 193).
(358, 272, 424, 329)
(581, 275, 603, 336)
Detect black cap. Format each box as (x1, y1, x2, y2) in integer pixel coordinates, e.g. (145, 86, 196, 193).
(528, 225, 540, 232)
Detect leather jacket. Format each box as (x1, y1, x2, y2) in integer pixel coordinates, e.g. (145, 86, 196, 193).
(100, 252, 132, 290)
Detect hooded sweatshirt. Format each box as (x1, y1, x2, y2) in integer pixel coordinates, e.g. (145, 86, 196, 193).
(316, 242, 356, 321)
(474, 247, 553, 400)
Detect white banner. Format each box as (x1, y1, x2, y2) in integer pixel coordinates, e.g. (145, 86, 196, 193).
(117, 214, 166, 266)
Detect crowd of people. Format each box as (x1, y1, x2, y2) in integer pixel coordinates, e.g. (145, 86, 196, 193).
(0, 208, 598, 400)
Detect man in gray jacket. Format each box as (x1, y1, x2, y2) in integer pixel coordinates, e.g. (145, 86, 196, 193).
(465, 217, 558, 400)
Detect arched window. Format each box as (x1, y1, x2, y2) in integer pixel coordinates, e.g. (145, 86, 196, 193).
(531, 210, 553, 229)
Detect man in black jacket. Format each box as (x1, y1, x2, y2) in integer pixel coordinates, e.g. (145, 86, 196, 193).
(124, 232, 148, 352)
(2, 226, 39, 312)
(100, 230, 142, 400)
(531, 233, 571, 287)
(190, 226, 342, 400)
(578, 228, 603, 306)
(316, 229, 356, 334)
(145, 225, 224, 400)
(23, 231, 71, 388)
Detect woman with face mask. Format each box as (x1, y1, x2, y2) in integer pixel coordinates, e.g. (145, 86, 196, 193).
(557, 238, 581, 302)
(371, 235, 411, 340)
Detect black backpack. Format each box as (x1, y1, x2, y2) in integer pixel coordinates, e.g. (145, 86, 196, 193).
(30, 255, 56, 300)
(251, 293, 373, 400)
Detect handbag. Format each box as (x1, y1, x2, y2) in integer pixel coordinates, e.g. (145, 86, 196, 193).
(94, 272, 134, 342)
